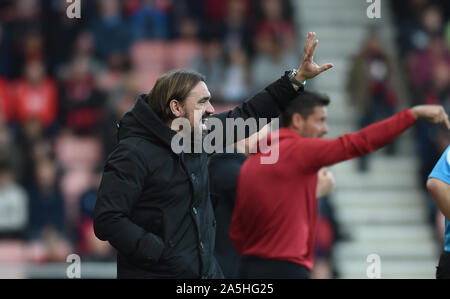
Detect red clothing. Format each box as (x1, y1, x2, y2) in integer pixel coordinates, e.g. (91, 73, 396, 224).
(0, 78, 14, 123)
(230, 109, 417, 270)
(13, 78, 58, 128)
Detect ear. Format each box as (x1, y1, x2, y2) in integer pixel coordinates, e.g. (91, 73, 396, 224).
(291, 113, 305, 130)
(169, 99, 184, 118)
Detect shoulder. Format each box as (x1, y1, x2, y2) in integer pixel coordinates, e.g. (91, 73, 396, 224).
(429, 146, 450, 182)
(114, 137, 178, 174)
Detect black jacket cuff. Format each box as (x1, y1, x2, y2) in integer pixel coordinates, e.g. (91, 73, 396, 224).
(265, 71, 304, 110)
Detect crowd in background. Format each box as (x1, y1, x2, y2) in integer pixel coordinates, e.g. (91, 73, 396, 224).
(395, 0, 450, 236)
(0, 0, 313, 275)
(348, 0, 450, 246)
(0, 0, 449, 279)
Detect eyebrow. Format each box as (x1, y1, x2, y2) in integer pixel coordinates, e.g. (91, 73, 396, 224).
(198, 96, 211, 103)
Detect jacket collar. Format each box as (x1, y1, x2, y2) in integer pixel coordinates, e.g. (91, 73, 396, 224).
(120, 94, 177, 150)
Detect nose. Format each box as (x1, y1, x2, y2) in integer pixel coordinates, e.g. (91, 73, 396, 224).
(322, 123, 329, 135)
(205, 101, 215, 115)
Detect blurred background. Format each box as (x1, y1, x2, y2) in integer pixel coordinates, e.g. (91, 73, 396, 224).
(0, 0, 449, 278)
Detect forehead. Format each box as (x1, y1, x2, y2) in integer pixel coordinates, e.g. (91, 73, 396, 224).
(187, 81, 211, 100)
(311, 106, 328, 118)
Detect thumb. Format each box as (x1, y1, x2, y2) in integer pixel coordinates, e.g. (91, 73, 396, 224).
(319, 63, 334, 73)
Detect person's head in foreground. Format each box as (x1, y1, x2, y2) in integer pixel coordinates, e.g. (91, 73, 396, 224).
(281, 90, 330, 138)
(145, 69, 215, 134)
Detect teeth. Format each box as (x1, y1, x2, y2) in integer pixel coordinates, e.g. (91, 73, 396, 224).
(201, 119, 208, 131)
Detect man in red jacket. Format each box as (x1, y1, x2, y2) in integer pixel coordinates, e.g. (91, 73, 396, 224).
(230, 90, 450, 279)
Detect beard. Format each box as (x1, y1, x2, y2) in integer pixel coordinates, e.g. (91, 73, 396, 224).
(184, 111, 210, 136)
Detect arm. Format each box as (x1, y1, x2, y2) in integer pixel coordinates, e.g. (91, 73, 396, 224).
(299, 106, 449, 172)
(427, 178, 450, 220)
(211, 32, 334, 144)
(93, 142, 164, 267)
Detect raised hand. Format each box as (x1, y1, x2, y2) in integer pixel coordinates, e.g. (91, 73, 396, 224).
(296, 32, 334, 83)
(411, 105, 450, 129)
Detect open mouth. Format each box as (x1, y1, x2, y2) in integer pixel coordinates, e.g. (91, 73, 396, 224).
(201, 118, 208, 132)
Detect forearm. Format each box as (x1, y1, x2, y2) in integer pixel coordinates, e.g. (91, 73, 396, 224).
(304, 109, 417, 170)
(334, 109, 416, 161)
(212, 73, 302, 144)
(427, 179, 450, 220)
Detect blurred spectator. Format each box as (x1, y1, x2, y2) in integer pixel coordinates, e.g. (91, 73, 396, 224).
(255, 0, 296, 52)
(191, 34, 225, 101)
(311, 196, 340, 279)
(27, 158, 66, 240)
(130, 0, 171, 40)
(55, 131, 103, 236)
(170, 18, 202, 69)
(91, 0, 132, 60)
(96, 52, 130, 107)
(408, 35, 450, 100)
(397, 1, 443, 55)
(42, 0, 86, 75)
(171, 0, 205, 36)
(347, 29, 399, 171)
(216, 0, 253, 55)
(79, 170, 115, 261)
(209, 150, 247, 278)
(425, 61, 450, 109)
(59, 56, 106, 134)
(251, 29, 297, 91)
(2, 0, 42, 78)
(0, 122, 26, 189)
(250, 0, 297, 91)
(101, 89, 139, 155)
(26, 158, 72, 263)
(221, 47, 251, 103)
(0, 78, 14, 124)
(391, 1, 450, 231)
(57, 31, 104, 81)
(13, 59, 59, 131)
(0, 22, 13, 77)
(446, 20, 450, 47)
(19, 136, 50, 188)
(0, 155, 28, 239)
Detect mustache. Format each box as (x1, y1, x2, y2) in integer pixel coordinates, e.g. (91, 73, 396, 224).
(202, 113, 212, 120)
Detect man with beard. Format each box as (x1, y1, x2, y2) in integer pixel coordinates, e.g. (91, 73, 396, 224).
(93, 32, 333, 278)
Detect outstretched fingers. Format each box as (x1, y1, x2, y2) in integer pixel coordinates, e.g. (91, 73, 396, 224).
(318, 63, 334, 73)
(304, 32, 316, 57)
(308, 40, 319, 60)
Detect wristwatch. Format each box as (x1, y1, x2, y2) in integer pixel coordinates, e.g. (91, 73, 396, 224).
(288, 69, 306, 88)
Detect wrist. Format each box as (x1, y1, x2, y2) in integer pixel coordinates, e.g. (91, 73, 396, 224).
(295, 71, 307, 83)
(288, 69, 306, 90)
(410, 107, 420, 120)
